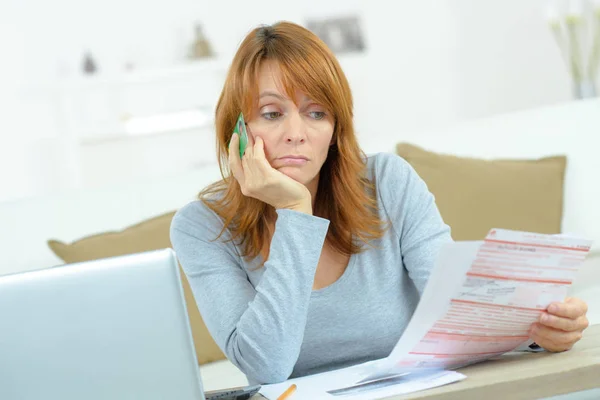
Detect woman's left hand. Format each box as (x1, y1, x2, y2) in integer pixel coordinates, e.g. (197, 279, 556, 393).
(529, 297, 589, 352)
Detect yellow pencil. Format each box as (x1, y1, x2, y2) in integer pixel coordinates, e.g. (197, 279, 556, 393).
(277, 383, 297, 400)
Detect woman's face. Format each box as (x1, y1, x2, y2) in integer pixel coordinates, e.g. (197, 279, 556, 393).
(246, 60, 335, 187)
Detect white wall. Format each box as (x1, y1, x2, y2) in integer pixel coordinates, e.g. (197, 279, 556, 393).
(451, 0, 573, 119)
(362, 0, 574, 154)
(0, 0, 576, 203)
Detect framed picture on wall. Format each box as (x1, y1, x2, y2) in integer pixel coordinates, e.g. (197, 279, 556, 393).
(305, 16, 366, 54)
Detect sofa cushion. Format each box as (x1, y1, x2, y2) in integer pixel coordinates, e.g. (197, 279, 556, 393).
(47, 211, 227, 366)
(396, 143, 567, 240)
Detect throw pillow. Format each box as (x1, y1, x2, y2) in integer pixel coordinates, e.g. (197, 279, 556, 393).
(396, 143, 567, 241)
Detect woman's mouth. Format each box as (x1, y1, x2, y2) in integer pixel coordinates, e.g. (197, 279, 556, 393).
(277, 155, 308, 166)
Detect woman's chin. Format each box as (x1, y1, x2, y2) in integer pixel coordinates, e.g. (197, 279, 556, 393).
(279, 168, 310, 184)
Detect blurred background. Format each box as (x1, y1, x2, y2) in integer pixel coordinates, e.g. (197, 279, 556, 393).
(0, 0, 598, 203)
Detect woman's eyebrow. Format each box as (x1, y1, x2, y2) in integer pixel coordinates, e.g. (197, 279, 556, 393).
(259, 91, 287, 101)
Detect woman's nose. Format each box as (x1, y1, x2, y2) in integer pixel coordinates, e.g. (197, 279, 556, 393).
(285, 136, 305, 144)
(284, 114, 306, 144)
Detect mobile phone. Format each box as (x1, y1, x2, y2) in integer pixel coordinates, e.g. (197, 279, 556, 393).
(232, 112, 248, 158)
(204, 384, 261, 400)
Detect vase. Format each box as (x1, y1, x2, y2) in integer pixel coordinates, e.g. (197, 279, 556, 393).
(573, 80, 597, 99)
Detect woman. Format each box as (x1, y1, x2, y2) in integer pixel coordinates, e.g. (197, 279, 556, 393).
(170, 21, 589, 384)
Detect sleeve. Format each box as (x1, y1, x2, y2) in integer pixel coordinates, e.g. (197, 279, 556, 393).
(170, 203, 330, 384)
(375, 153, 453, 295)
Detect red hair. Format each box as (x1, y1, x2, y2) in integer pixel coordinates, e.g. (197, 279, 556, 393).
(200, 21, 387, 262)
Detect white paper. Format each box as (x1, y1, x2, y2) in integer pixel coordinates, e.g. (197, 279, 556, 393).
(259, 360, 465, 400)
(359, 228, 593, 382)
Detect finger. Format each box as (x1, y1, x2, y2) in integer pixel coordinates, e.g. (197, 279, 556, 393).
(530, 333, 570, 353)
(530, 330, 566, 352)
(538, 312, 587, 332)
(228, 134, 244, 183)
(547, 298, 587, 319)
(245, 123, 255, 147)
(228, 132, 238, 161)
(243, 136, 272, 188)
(253, 136, 266, 160)
(530, 323, 582, 350)
(243, 123, 255, 158)
(566, 297, 589, 314)
(241, 151, 256, 183)
(252, 136, 275, 174)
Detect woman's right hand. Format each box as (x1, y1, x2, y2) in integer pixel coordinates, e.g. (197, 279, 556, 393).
(229, 130, 313, 214)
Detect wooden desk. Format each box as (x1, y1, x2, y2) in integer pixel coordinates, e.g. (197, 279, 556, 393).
(255, 324, 600, 400)
(393, 324, 600, 400)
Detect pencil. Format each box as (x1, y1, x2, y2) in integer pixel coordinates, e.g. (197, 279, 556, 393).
(276, 383, 297, 400)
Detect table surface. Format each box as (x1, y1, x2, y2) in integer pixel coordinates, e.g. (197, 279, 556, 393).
(254, 324, 600, 400)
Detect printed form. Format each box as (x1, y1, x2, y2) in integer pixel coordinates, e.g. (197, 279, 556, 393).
(260, 229, 593, 398)
(359, 229, 593, 382)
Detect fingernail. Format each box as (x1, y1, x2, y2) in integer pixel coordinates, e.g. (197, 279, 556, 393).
(549, 304, 558, 313)
(540, 314, 549, 323)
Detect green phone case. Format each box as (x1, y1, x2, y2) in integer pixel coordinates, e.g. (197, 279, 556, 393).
(233, 112, 248, 158)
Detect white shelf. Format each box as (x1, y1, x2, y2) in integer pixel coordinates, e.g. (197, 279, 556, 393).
(78, 121, 214, 145)
(24, 58, 230, 91)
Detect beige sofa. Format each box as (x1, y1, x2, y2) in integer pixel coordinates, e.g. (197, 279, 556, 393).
(0, 98, 598, 390)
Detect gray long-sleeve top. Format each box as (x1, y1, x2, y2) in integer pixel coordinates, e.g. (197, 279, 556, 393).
(170, 152, 451, 384)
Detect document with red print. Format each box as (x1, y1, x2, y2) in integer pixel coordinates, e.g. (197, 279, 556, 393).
(358, 229, 593, 383)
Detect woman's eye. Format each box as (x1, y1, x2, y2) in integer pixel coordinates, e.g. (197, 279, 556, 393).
(262, 111, 282, 120)
(309, 111, 326, 120)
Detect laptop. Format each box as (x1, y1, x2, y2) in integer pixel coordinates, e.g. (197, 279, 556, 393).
(0, 249, 206, 400)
